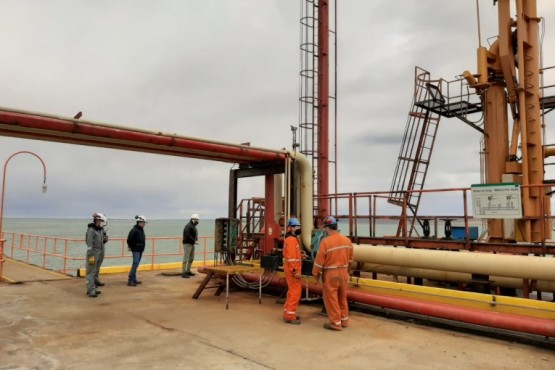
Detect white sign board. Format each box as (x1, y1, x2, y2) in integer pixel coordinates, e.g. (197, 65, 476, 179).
(470, 183, 522, 219)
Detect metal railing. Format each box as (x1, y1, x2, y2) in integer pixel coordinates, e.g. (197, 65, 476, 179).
(316, 184, 555, 245)
(1, 233, 214, 276)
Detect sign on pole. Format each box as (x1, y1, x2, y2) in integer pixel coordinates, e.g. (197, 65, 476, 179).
(470, 183, 522, 219)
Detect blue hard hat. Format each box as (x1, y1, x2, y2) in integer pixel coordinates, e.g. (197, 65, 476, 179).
(323, 216, 337, 227)
(287, 217, 301, 227)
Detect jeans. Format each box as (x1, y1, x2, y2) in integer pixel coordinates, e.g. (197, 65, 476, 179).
(128, 251, 142, 283)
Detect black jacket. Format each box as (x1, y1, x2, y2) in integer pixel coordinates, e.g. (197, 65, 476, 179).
(127, 224, 146, 252)
(182, 221, 198, 245)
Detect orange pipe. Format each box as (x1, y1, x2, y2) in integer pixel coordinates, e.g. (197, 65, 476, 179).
(0, 109, 287, 164)
(222, 271, 555, 337)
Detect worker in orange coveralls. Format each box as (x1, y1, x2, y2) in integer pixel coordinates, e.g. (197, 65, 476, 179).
(282, 217, 304, 324)
(312, 216, 354, 331)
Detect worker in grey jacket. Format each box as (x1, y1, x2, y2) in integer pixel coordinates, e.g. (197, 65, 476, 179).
(86, 213, 108, 298)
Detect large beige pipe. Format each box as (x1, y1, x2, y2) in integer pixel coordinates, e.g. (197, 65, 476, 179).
(291, 156, 555, 280)
(288, 151, 313, 250)
(363, 264, 555, 291)
(354, 245, 555, 281)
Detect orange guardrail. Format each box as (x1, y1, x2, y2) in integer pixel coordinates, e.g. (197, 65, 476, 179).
(315, 183, 554, 243)
(0, 233, 214, 276)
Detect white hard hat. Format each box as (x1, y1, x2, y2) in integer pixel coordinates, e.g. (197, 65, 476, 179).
(93, 213, 107, 222)
(191, 213, 200, 220)
(93, 213, 107, 226)
(135, 215, 148, 223)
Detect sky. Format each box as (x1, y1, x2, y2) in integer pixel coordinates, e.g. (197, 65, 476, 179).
(1, 0, 554, 221)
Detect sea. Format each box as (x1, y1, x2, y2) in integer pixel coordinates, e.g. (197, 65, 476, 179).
(1, 217, 483, 274)
(1, 218, 217, 274)
(1, 218, 213, 239)
(2, 217, 479, 240)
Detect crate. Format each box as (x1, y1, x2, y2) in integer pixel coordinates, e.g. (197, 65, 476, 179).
(451, 226, 479, 240)
(261, 255, 281, 270)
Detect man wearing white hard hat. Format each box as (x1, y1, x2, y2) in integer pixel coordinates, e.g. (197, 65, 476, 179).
(127, 215, 148, 286)
(182, 213, 199, 278)
(85, 212, 108, 298)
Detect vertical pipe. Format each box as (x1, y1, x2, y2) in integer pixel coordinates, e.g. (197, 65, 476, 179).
(463, 190, 470, 249)
(317, 0, 330, 220)
(264, 175, 275, 255)
(334, 0, 339, 212)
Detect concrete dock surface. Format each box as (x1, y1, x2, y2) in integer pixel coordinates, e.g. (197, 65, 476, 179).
(1, 269, 554, 370)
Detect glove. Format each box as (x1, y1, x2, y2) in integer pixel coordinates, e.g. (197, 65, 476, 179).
(88, 255, 95, 266)
(103, 235, 109, 243)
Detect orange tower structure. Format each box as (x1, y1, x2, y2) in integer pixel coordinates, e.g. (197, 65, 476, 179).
(467, 0, 549, 242)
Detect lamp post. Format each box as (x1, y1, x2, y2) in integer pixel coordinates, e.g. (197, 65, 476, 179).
(0, 151, 48, 281)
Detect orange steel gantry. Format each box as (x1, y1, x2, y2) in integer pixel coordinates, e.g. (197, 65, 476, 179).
(466, 0, 550, 243)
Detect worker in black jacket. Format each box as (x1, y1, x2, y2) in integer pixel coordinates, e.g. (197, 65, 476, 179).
(127, 215, 147, 286)
(181, 213, 199, 278)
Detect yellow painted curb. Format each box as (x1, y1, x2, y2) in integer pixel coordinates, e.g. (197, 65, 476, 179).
(77, 261, 206, 277)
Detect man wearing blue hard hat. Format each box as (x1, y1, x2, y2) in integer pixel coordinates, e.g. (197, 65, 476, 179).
(312, 216, 353, 331)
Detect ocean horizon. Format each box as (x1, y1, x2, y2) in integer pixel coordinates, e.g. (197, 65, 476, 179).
(1, 218, 216, 239)
(1, 217, 484, 274)
(2, 216, 483, 240)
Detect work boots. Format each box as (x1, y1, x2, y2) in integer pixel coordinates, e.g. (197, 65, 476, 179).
(283, 318, 301, 325)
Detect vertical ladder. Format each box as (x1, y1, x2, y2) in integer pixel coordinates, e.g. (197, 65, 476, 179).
(299, 0, 338, 211)
(299, 0, 319, 200)
(389, 67, 442, 235)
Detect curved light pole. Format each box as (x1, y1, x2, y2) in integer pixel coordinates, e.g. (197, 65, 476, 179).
(0, 151, 48, 281)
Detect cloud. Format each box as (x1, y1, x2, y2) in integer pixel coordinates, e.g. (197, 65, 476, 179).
(1, 0, 554, 220)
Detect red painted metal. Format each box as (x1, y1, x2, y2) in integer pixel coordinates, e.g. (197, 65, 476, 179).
(229, 272, 555, 338)
(316, 0, 330, 221)
(263, 175, 275, 255)
(0, 110, 287, 164)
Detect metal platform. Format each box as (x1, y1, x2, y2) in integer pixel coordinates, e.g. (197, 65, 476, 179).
(1, 257, 70, 283)
(1, 269, 554, 368)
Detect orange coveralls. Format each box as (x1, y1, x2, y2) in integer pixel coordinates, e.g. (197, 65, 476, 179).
(312, 232, 353, 329)
(283, 234, 303, 321)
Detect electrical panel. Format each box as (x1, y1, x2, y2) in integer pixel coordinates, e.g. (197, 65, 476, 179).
(214, 217, 239, 253)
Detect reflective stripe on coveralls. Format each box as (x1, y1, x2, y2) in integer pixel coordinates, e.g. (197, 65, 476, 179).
(312, 233, 354, 328)
(283, 234, 303, 320)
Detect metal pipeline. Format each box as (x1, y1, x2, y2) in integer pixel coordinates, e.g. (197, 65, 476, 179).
(362, 264, 555, 291)
(353, 245, 555, 281)
(0, 107, 287, 164)
(236, 272, 555, 337)
(288, 145, 555, 283)
(287, 151, 313, 250)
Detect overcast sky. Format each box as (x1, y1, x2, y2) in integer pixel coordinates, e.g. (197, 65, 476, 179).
(1, 1, 554, 220)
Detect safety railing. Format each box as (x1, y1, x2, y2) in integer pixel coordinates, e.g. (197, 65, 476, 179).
(0, 233, 214, 276)
(316, 183, 555, 245)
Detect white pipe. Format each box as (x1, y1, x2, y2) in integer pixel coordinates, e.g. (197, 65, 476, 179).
(354, 245, 555, 281)
(287, 151, 313, 250)
(363, 264, 555, 291)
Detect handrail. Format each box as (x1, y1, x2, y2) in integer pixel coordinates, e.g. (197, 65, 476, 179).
(1, 233, 214, 275)
(315, 183, 555, 246)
